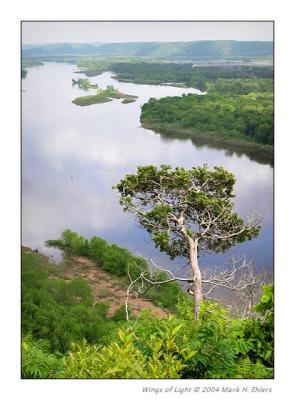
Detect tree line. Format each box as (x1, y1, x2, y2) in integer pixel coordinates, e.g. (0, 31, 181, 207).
(141, 90, 273, 146)
(110, 62, 273, 91)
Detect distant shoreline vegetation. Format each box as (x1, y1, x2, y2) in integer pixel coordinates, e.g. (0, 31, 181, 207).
(21, 58, 273, 160)
(109, 63, 273, 92)
(72, 85, 137, 106)
(140, 84, 273, 160)
(74, 68, 103, 77)
(21, 59, 44, 79)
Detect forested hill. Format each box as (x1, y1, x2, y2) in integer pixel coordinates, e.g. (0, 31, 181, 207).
(22, 40, 273, 60)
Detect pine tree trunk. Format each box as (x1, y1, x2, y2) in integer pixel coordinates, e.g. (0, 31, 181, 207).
(189, 238, 202, 319)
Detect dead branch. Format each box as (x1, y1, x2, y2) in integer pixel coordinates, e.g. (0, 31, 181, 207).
(125, 257, 194, 320)
(125, 254, 270, 320)
(198, 256, 270, 317)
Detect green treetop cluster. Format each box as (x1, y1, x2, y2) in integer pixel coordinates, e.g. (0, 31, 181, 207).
(141, 90, 273, 146)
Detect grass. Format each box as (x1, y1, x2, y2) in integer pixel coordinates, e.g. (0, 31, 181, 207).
(72, 85, 137, 107)
(72, 95, 112, 106)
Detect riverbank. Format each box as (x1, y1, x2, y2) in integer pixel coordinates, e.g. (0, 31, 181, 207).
(108, 62, 273, 92)
(111, 75, 192, 89)
(22, 246, 168, 318)
(74, 68, 103, 77)
(142, 122, 274, 165)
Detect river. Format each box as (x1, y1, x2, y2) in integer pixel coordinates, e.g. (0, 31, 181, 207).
(22, 62, 273, 274)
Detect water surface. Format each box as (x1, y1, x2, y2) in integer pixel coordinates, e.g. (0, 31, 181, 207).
(22, 63, 273, 274)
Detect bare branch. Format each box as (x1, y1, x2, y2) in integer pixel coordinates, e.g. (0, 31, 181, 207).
(196, 256, 270, 317)
(137, 254, 193, 283)
(125, 256, 194, 320)
(125, 266, 143, 321)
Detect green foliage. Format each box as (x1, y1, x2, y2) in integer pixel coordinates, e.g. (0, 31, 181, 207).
(88, 234, 148, 278)
(212, 78, 273, 95)
(146, 272, 183, 309)
(243, 285, 274, 366)
(22, 249, 118, 351)
(22, 335, 61, 378)
(47, 230, 183, 311)
(111, 63, 273, 90)
(46, 229, 89, 256)
(72, 85, 137, 106)
(47, 277, 92, 306)
(22, 250, 274, 380)
(141, 89, 273, 146)
(72, 93, 112, 106)
(72, 77, 98, 90)
(254, 284, 274, 317)
(115, 165, 260, 260)
(60, 230, 89, 255)
(59, 334, 148, 378)
(128, 295, 273, 379)
(59, 326, 188, 378)
(111, 305, 130, 322)
(80, 68, 103, 77)
(21, 59, 44, 68)
(122, 98, 136, 104)
(233, 358, 273, 379)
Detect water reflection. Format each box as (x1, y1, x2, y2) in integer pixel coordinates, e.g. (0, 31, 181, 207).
(22, 63, 273, 272)
(155, 130, 273, 166)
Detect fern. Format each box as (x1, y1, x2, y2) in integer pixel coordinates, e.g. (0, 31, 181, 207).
(22, 335, 61, 378)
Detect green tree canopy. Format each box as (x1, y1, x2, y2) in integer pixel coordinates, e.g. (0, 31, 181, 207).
(115, 165, 261, 318)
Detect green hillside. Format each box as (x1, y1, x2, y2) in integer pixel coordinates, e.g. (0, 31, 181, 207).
(21, 243, 274, 379)
(22, 40, 273, 61)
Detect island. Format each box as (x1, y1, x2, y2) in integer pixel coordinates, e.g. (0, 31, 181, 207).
(72, 85, 138, 106)
(121, 98, 136, 104)
(72, 77, 98, 90)
(74, 68, 103, 77)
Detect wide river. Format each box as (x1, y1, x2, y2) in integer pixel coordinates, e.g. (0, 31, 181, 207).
(22, 63, 273, 274)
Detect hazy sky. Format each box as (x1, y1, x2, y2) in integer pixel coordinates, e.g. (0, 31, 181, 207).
(22, 21, 273, 44)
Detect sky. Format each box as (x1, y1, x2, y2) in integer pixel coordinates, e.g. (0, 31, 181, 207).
(22, 21, 273, 44)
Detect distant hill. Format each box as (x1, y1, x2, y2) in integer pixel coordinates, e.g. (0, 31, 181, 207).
(22, 40, 273, 61)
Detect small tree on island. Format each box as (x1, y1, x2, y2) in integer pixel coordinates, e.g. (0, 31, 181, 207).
(115, 165, 261, 319)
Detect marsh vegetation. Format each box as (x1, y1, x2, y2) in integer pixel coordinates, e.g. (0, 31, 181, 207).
(72, 84, 138, 106)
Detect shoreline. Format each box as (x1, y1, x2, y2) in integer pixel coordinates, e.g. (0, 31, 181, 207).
(141, 122, 274, 166)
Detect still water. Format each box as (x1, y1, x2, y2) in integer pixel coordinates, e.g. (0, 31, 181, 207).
(22, 63, 273, 273)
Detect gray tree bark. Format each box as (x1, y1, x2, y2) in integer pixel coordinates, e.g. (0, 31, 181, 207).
(188, 237, 202, 319)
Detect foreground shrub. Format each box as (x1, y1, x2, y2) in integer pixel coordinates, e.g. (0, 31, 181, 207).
(22, 249, 119, 351)
(59, 327, 190, 379)
(22, 335, 61, 378)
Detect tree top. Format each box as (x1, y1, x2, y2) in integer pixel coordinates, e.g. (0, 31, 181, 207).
(115, 165, 261, 258)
